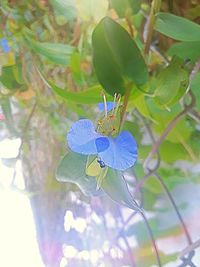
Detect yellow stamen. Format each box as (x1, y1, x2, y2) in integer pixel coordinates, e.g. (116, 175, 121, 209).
(103, 94, 107, 118)
(112, 93, 117, 115)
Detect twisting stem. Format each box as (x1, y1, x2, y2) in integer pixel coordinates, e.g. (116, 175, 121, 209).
(140, 211, 162, 267)
(144, 92, 195, 169)
(154, 172, 192, 245)
(137, 109, 193, 251)
(180, 239, 200, 258)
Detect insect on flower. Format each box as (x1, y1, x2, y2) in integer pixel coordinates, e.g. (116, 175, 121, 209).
(67, 93, 138, 176)
(97, 158, 106, 168)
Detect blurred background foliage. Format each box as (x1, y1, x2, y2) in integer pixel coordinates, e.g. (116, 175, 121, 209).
(0, 0, 200, 266)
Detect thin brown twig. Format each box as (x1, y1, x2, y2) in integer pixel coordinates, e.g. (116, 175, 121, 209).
(115, 192, 143, 241)
(143, 92, 195, 170)
(140, 211, 162, 267)
(120, 84, 132, 130)
(136, 110, 193, 248)
(188, 110, 200, 123)
(154, 172, 192, 245)
(134, 167, 158, 196)
(180, 239, 200, 258)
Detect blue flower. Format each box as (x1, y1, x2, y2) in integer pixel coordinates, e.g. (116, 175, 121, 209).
(67, 119, 138, 171)
(0, 38, 10, 53)
(98, 102, 116, 112)
(67, 119, 109, 155)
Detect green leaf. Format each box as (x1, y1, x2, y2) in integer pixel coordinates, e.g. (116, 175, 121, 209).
(191, 72, 200, 110)
(149, 102, 192, 143)
(0, 66, 21, 90)
(123, 120, 141, 143)
(56, 151, 101, 196)
(154, 57, 189, 107)
(25, 37, 75, 65)
(168, 41, 200, 63)
(159, 168, 190, 191)
(144, 176, 162, 194)
(155, 12, 200, 41)
(69, 52, 84, 85)
(12, 62, 24, 85)
(92, 16, 148, 96)
(48, 80, 107, 104)
(154, 119, 192, 144)
(160, 141, 190, 163)
(96, 167, 108, 190)
(101, 168, 141, 212)
(49, 0, 77, 25)
(109, 0, 141, 17)
(129, 94, 155, 121)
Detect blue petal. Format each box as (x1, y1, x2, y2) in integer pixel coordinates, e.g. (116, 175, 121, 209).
(98, 102, 116, 112)
(95, 137, 110, 153)
(1, 39, 10, 53)
(98, 131, 138, 171)
(67, 119, 109, 155)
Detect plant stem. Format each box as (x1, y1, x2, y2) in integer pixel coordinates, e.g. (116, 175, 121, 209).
(137, 109, 193, 247)
(180, 239, 200, 258)
(140, 211, 162, 267)
(125, 16, 134, 38)
(144, 0, 162, 55)
(154, 172, 192, 245)
(144, 92, 195, 169)
(120, 84, 132, 130)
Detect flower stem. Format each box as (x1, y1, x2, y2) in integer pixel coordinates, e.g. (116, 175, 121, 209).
(120, 83, 132, 130)
(139, 211, 162, 267)
(154, 172, 192, 245)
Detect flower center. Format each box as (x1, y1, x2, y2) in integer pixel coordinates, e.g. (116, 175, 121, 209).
(97, 93, 121, 136)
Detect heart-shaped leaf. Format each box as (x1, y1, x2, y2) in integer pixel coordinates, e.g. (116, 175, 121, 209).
(92, 16, 148, 96)
(56, 151, 102, 196)
(101, 168, 142, 212)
